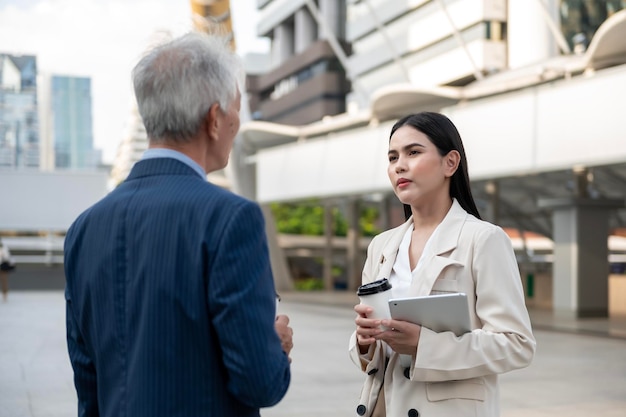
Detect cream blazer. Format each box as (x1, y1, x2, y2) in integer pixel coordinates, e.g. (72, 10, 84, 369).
(349, 200, 536, 417)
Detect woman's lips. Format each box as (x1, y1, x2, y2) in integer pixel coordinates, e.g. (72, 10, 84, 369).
(397, 178, 411, 188)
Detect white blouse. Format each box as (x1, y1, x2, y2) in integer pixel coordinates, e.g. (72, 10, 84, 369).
(387, 222, 442, 364)
(388, 222, 442, 300)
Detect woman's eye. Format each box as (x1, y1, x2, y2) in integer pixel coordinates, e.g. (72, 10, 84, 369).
(388, 155, 397, 162)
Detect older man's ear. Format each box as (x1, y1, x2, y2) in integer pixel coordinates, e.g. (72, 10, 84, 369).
(205, 103, 221, 142)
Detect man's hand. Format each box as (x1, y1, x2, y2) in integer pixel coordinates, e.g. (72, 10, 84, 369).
(275, 314, 293, 362)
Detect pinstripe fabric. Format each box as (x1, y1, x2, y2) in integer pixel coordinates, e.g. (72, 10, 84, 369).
(65, 158, 291, 417)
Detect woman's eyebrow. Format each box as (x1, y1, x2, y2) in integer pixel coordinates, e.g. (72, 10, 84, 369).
(388, 142, 426, 154)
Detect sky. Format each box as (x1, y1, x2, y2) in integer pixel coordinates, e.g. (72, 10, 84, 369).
(0, 0, 269, 163)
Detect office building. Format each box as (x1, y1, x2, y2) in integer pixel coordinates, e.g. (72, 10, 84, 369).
(233, 0, 626, 317)
(48, 75, 99, 170)
(346, 0, 507, 108)
(246, 0, 351, 124)
(109, 104, 148, 188)
(190, 0, 236, 49)
(0, 53, 39, 169)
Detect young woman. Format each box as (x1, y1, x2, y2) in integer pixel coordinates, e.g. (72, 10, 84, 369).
(349, 112, 536, 417)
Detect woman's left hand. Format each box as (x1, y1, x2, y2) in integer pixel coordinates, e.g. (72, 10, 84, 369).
(375, 319, 421, 355)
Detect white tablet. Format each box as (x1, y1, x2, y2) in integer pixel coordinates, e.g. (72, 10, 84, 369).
(388, 293, 471, 337)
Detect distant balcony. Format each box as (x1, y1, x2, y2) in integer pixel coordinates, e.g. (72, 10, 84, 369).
(247, 40, 351, 125)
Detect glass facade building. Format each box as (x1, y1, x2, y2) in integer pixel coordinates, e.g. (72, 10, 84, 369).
(51, 75, 98, 169)
(560, 0, 625, 52)
(0, 54, 39, 169)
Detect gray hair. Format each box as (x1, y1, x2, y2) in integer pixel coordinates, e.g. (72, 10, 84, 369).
(132, 32, 243, 143)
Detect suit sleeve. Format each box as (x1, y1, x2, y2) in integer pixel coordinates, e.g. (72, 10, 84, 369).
(207, 200, 290, 408)
(412, 226, 536, 381)
(66, 290, 99, 417)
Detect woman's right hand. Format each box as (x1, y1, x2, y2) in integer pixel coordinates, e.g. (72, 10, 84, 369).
(354, 304, 383, 353)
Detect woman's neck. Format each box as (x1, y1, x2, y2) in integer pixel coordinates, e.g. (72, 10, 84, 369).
(410, 197, 453, 231)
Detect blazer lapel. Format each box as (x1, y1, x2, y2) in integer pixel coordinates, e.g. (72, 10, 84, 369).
(410, 200, 468, 295)
(373, 219, 413, 282)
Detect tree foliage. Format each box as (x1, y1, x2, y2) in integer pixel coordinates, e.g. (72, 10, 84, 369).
(270, 200, 381, 237)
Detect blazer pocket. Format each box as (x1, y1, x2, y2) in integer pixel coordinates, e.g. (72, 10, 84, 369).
(426, 379, 486, 402)
(430, 278, 459, 294)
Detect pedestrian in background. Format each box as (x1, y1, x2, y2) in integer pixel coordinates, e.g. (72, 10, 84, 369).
(350, 112, 535, 417)
(0, 238, 16, 301)
(64, 32, 292, 417)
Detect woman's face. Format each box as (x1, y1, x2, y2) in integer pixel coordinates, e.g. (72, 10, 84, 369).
(387, 125, 454, 207)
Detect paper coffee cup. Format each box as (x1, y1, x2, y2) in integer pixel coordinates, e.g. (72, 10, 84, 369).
(357, 279, 392, 328)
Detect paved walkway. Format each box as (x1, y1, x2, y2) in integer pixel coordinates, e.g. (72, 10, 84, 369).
(1, 291, 625, 417)
(282, 290, 626, 339)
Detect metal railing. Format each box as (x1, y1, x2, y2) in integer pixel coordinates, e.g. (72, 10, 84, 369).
(1, 235, 64, 265)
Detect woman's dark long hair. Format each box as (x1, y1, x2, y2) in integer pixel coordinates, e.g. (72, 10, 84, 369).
(390, 112, 481, 221)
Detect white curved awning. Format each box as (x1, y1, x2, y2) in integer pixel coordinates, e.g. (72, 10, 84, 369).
(238, 121, 300, 150)
(585, 9, 626, 70)
(370, 84, 461, 122)
(238, 111, 373, 152)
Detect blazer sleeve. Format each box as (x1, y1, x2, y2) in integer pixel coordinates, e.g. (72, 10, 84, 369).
(348, 235, 384, 371)
(66, 291, 100, 417)
(411, 226, 536, 382)
(207, 200, 291, 408)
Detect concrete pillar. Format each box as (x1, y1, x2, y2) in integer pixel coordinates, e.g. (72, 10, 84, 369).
(379, 195, 391, 232)
(295, 7, 316, 54)
(346, 198, 362, 291)
(272, 22, 294, 67)
(260, 204, 294, 292)
(323, 201, 334, 290)
(538, 197, 623, 318)
(484, 180, 500, 225)
(508, 0, 560, 68)
(318, 0, 345, 40)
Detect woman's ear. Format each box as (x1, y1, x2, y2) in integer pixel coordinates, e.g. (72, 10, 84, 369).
(444, 150, 460, 177)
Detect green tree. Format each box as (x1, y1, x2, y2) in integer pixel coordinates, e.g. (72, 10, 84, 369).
(270, 200, 380, 237)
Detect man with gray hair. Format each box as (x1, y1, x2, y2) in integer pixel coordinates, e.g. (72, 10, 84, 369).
(64, 32, 293, 417)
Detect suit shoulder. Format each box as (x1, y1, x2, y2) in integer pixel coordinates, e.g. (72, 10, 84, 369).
(369, 220, 408, 248)
(186, 183, 265, 230)
(197, 182, 258, 209)
(462, 215, 511, 244)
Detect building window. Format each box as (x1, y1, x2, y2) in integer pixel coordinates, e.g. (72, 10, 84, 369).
(485, 21, 506, 42)
(266, 58, 345, 101)
(560, 0, 625, 53)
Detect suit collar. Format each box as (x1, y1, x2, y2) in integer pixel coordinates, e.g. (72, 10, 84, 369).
(125, 158, 204, 182)
(142, 148, 206, 179)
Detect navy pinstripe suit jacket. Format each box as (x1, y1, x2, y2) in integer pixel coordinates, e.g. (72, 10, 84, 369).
(64, 158, 291, 417)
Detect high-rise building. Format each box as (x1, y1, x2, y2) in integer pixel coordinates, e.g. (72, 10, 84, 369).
(108, 103, 148, 188)
(190, 0, 236, 50)
(346, 0, 508, 109)
(48, 75, 99, 169)
(246, 0, 351, 125)
(0, 53, 39, 169)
